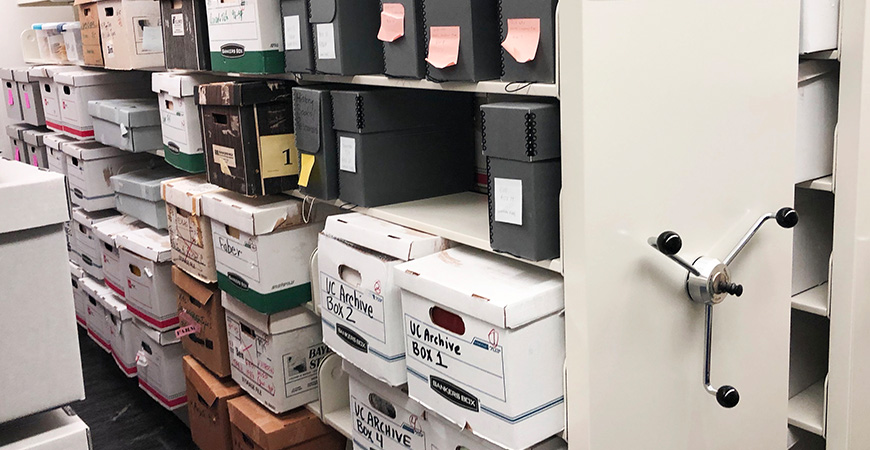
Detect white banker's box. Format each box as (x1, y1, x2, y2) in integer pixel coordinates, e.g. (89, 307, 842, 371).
(70, 261, 88, 328)
(134, 320, 188, 410)
(72, 208, 121, 279)
(81, 276, 114, 353)
(44, 133, 80, 176)
(99, 285, 140, 377)
(425, 410, 567, 450)
(28, 65, 79, 134)
(395, 247, 565, 450)
(55, 70, 152, 139)
(318, 213, 446, 386)
(117, 227, 179, 331)
(63, 140, 154, 211)
(0, 408, 92, 450)
(161, 176, 222, 283)
(92, 215, 147, 297)
(223, 292, 330, 414)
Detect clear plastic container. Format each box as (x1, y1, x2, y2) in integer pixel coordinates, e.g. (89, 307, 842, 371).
(62, 22, 84, 65)
(45, 23, 68, 63)
(32, 24, 50, 61)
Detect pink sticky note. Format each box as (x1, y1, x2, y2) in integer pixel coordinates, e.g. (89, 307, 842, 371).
(24, 93, 30, 110)
(7, 89, 13, 106)
(14, 147, 20, 161)
(175, 311, 202, 338)
(31, 154, 38, 167)
(426, 26, 460, 69)
(501, 18, 541, 63)
(378, 3, 405, 42)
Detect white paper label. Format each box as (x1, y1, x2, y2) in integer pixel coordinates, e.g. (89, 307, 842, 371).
(171, 13, 185, 36)
(212, 144, 237, 168)
(339, 136, 356, 173)
(321, 273, 387, 343)
(493, 178, 523, 226)
(316, 23, 337, 60)
(142, 26, 164, 53)
(283, 15, 302, 51)
(352, 393, 426, 450)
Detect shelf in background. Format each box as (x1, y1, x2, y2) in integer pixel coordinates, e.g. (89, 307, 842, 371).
(297, 74, 559, 98)
(797, 175, 834, 192)
(801, 50, 840, 61)
(792, 283, 829, 316)
(788, 378, 826, 437)
(289, 190, 562, 273)
(323, 409, 352, 439)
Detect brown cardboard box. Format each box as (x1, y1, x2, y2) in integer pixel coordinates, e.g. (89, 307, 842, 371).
(184, 356, 244, 450)
(75, 0, 104, 66)
(174, 266, 231, 377)
(227, 396, 346, 450)
(98, 0, 165, 70)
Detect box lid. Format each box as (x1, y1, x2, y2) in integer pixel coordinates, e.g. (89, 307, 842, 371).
(222, 291, 318, 335)
(309, 0, 336, 23)
(330, 88, 472, 134)
(161, 175, 222, 215)
(135, 319, 181, 345)
(80, 275, 112, 303)
(200, 190, 305, 236)
(394, 247, 564, 329)
(87, 98, 161, 128)
(69, 261, 85, 279)
(55, 70, 150, 88)
(0, 407, 90, 448)
(183, 356, 243, 407)
(116, 227, 171, 262)
(73, 0, 99, 5)
(0, 161, 70, 233)
(12, 67, 36, 83)
(196, 80, 293, 107)
(798, 60, 839, 85)
(322, 213, 446, 261)
(72, 207, 120, 228)
(22, 128, 58, 147)
(92, 214, 145, 246)
(28, 65, 79, 80)
(61, 140, 128, 160)
(479, 102, 561, 162)
(110, 165, 185, 201)
(227, 396, 333, 450)
(63, 22, 81, 31)
(95, 285, 131, 321)
(44, 133, 80, 152)
(6, 123, 33, 140)
(291, 86, 332, 153)
(172, 266, 217, 306)
(0, 68, 16, 81)
(152, 72, 227, 98)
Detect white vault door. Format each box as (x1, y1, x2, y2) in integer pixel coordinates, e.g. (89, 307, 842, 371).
(560, 1, 799, 449)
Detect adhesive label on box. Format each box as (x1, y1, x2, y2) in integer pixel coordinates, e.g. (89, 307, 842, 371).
(340, 136, 356, 173)
(60, 97, 81, 126)
(259, 134, 299, 179)
(212, 144, 237, 170)
(321, 273, 387, 343)
(284, 15, 302, 51)
(172, 13, 185, 36)
(316, 23, 336, 60)
(351, 392, 426, 450)
(493, 177, 523, 226)
(213, 227, 260, 284)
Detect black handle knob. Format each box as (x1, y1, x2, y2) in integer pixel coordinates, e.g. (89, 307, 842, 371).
(716, 385, 740, 408)
(656, 231, 682, 256)
(719, 282, 743, 297)
(776, 207, 799, 229)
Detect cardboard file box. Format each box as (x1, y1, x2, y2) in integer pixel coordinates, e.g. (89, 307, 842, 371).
(28, 65, 80, 134)
(73, 208, 122, 279)
(45, 133, 79, 176)
(55, 70, 153, 140)
(291, 86, 338, 200)
(13, 68, 46, 127)
(111, 165, 184, 229)
(89, 98, 163, 153)
(205, 0, 285, 74)
(800, 0, 840, 55)
(6, 123, 35, 163)
(426, 412, 567, 450)
(481, 102, 561, 261)
(423, 0, 500, 82)
(224, 292, 330, 414)
(101, 285, 141, 377)
(184, 356, 244, 450)
(92, 215, 147, 296)
(98, 0, 165, 70)
(67, 211, 84, 267)
(280, 0, 316, 74)
(162, 176, 222, 283)
(0, 408, 92, 450)
(310, 0, 382, 75)
(318, 213, 446, 386)
(346, 362, 429, 450)
(63, 140, 155, 211)
(198, 80, 298, 196)
(118, 227, 180, 331)
(797, 61, 839, 184)
(227, 395, 346, 450)
(498, 0, 557, 84)
(135, 320, 188, 410)
(175, 266, 232, 377)
(22, 128, 56, 170)
(380, 0, 426, 79)
(395, 246, 565, 450)
(76, 0, 105, 66)
(0, 161, 85, 423)
(161, 0, 211, 71)
(71, 262, 88, 328)
(81, 276, 114, 352)
(202, 190, 324, 314)
(2, 68, 24, 121)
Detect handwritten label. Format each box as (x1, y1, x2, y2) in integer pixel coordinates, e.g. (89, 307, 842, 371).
(284, 15, 302, 51)
(501, 18, 541, 63)
(493, 177, 523, 226)
(316, 23, 336, 60)
(378, 3, 405, 43)
(426, 26, 460, 69)
(339, 136, 356, 173)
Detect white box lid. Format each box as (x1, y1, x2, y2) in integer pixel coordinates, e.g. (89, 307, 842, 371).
(61, 140, 127, 160)
(394, 247, 564, 329)
(201, 190, 305, 236)
(22, 128, 58, 147)
(27, 64, 79, 80)
(92, 214, 145, 245)
(161, 175, 222, 215)
(0, 68, 17, 81)
(80, 275, 112, 302)
(0, 160, 69, 233)
(322, 213, 446, 261)
(72, 207, 120, 228)
(110, 165, 185, 201)
(0, 408, 90, 449)
(69, 261, 84, 279)
(11, 67, 34, 83)
(95, 286, 130, 321)
(55, 70, 151, 88)
(222, 291, 319, 335)
(152, 72, 226, 98)
(6, 123, 32, 140)
(116, 227, 171, 262)
(45, 134, 81, 151)
(134, 318, 181, 345)
(87, 98, 161, 128)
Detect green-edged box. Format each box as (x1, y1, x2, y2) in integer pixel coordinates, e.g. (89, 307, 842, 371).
(205, 0, 285, 74)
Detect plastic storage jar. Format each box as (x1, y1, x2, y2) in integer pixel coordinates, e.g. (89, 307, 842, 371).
(32, 24, 50, 61)
(45, 23, 69, 63)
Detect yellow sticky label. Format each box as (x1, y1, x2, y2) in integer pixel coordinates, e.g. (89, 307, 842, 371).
(299, 153, 315, 187)
(259, 134, 300, 180)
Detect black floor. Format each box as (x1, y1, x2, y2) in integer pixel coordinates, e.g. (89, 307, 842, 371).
(70, 328, 196, 450)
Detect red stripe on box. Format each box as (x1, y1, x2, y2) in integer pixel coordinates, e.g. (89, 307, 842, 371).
(112, 351, 137, 375)
(105, 279, 125, 297)
(63, 126, 94, 138)
(87, 329, 112, 351)
(46, 121, 63, 132)
(76, 315, 86, 326)
(125, 303, 180, 329)
(139, 378, 187, 408)
(476, 173, 488, 186)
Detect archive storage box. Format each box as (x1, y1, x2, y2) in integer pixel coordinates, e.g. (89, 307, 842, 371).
(280, 0, 315, 74)
(64, 140, 155, 211)
(6, 123, 34, 162)
(89, 98, 163, 153)
(98, 0, 165, 70)
(291, 86, 339, 200)
(426, 413, 567, 450)
(224, 292, 330, 414)
(13, 68, 45, 126)
(318, 213, 446, 385)
(118, 227, 180, 331)
(797, 61, 839, 184)
(102, 285, 141, 377)
(332, 88, 474, 207)
(67, 208, 84, 267)
(1, 68, 23, 121)
(310, 0, 382, 75)
(227, 395, 346, 450)
(198, 80, 298, 196)
(423, 0, 500, 82)
(498, 0, 557, 84)
(152, 72, 224, 173)
(29, 65, 79, 134)
(0, 161, 85, 423)
(174, 266, 231, 377)
(75, 0, 105, 66)
(800, 0, 840, 55)
(0, 408, 91, 450)
(184, 356, 244, 450)
(45, 129, 78, 175)
(205, 0, 285, 74)
(55, 70, 152, 139)
(111, 165, 184, 229)
(395, 246, 565, 450)
(73, 207, 121, 279)
(81, 275, 114, 352)
(202, 190, 323, 314)
(160, 0, 211, 71)
(92, 215, 147, 296)
(135, 321, 188, 410)
(22, 128, 55, 170)
(70, 261, 88, 327)
(380, 0, 426, 79)
(162, 176, 222, 283)
(481, 102, 561, 261)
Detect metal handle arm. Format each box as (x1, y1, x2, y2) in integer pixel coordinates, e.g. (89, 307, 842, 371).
(723, 208, 799, 266)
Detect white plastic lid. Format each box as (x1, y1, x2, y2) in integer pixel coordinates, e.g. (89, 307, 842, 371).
(63, 22, 81, 31)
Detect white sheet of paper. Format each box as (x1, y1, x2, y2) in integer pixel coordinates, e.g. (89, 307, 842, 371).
(339, 136, 356, 173)
(494, 178, 523, 226)
(316, 23, 337, 60)
(284, 15, 302, 51)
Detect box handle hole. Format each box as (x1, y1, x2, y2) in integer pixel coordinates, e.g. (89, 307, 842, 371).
(429, 306, 466, 336)
(213, 113, 228, 125)
(129, 264, 141, 277)
(368, 393, 397, 419)
(338, 265, 362, 287)
(63, 86, 70, 95)
(105, 7, 114, 16)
